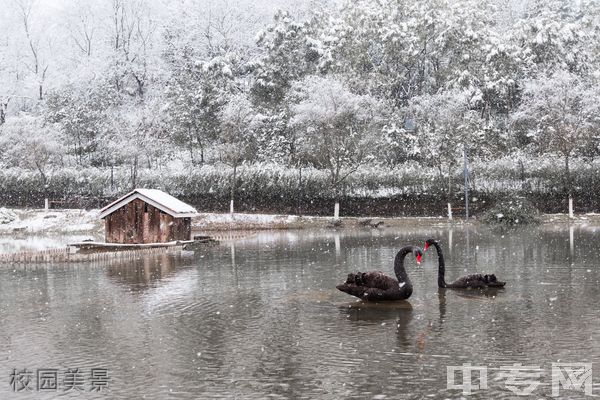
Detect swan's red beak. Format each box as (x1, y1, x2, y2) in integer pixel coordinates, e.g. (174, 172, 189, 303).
(415, 254, 421, 265)
(424, 242, 429, 251)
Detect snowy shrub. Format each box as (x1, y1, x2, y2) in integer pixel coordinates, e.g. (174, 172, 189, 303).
(0, 208, 17, 224)
(1, 157, 599, 214)
(482, 198, 541, 227)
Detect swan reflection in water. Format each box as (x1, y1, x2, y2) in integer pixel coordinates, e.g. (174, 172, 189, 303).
(338, 300, 415, 348)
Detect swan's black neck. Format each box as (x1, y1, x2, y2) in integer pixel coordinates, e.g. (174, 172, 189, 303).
(394, 246, 415, 286)
(430, 241, 447, 288)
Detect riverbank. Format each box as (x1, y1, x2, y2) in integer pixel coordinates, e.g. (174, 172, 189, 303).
(1, 207, 600, 235)
(0, 208, 101, 234)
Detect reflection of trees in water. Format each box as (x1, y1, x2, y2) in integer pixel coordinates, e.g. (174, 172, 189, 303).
(440, 225, 587, 275)
(137, 246, 303, 396)
(4, 224, 600, 397)
(247, 302, 305, 398)
(0, 264, 169, 383)
(102, 225, 600, 395)
(237, 226, 451, 251)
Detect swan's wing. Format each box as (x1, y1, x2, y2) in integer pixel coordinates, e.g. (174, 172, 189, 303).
(360, 271, 397, 290)
(449, 274, 483, 288)
(451, 273, 505, 288)
(483, 274, 506, 286)
(336, 283, 372, 299)
(337, 271, 396, 299)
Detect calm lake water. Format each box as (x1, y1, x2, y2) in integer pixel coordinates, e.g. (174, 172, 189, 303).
(1, 224, 599, 399)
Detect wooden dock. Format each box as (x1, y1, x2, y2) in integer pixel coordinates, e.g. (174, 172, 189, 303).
(0, 245, 185, 264)
(68, 240, 194, 253)
(200, 232, 257, 241)
(0, 234, 245, 265)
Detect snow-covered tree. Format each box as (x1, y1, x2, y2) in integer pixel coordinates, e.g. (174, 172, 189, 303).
(514, 71, 600, 200)
(408, 89, 487, 215)
(107, 0, 159, 98)
(103, 97, 166, 189)
(251, 11, 321, 106)
(164, 52, 235, 165)
(44, 81, 120, 166)
(1, 0, 600, 212)
(289, 75, 381, 214)
(13, 0, 52, 100)
(512, 1, 595, 77)
(218, 92, 262, 213)
(0, 116, 63, 184)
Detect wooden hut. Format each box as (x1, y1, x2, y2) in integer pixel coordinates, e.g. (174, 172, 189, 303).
(99, 189, 197, 244)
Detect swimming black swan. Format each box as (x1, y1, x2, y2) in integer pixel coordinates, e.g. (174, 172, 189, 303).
(424, 238, 506, 289)
(336, 245, 423, 301)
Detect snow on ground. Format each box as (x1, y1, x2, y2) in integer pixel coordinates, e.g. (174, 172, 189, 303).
(193, 212, 452, 231)
(2, 208, 600, 238)
(0, 234, 99, 253)
(197, 212, 299, 224)
(0, 209, 103, 234)
(193, 212, 313, 230)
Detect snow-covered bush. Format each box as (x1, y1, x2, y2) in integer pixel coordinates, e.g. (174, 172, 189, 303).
(0, 208, 17, 224)
(482, 198, 541, 227)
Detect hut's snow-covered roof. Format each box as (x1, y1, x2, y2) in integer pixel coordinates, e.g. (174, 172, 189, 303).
(99, 188, 197, 219)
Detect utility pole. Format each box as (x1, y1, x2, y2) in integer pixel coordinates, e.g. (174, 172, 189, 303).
(463, 143, 469, 221)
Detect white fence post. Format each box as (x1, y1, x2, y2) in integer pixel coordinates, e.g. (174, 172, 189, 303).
(568, 196, 574, 219)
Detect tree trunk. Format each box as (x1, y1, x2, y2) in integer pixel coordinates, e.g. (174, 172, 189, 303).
(297, 166, 302, 216)
(447, 165, 453, 220)
(0, 99, 7, 125)
(35, 163, 47, 186)
(131, 155, 138, 189)
(564, 154, 573, 218)
(447, 165, 453, 203)
(564, 154, 571, 197)
(195, 134, 205, 165)
(189, 145, 195, 165)
(230, 164, 237, 214)
(519, 159, 525, 181)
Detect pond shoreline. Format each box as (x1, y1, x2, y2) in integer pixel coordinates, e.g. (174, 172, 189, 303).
(1, 207, 599, 235)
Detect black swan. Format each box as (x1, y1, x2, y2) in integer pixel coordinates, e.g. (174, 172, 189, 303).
(336, 245, 423, 301)
(424, 238, 506, 289)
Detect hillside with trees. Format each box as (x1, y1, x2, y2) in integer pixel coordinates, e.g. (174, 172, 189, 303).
(1, 0, 599, 216)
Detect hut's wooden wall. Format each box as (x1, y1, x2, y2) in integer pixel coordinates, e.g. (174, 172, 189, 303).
(104, 198, 191, 244)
